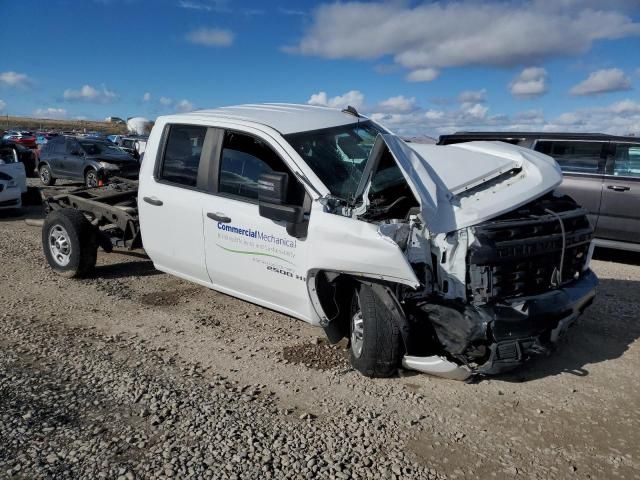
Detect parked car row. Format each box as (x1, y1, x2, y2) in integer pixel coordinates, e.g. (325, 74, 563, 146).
(438, 132, 640, 252)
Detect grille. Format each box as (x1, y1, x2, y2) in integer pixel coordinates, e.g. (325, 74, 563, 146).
(468, 197, 592, 302)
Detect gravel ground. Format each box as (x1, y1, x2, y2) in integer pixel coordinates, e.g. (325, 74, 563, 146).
(1, 190, 639, 479)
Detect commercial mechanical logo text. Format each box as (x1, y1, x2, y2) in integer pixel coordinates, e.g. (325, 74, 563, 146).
(217, 222, 297, 249)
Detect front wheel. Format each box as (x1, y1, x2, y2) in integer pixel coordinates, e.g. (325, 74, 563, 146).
(39, 164, 56, 186)
(85, 169, 99, 188)
(349, 284, 403, 378)
(42, 209, 98, 278)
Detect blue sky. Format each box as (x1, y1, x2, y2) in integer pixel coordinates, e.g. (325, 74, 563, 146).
(2, 0, 640, 136)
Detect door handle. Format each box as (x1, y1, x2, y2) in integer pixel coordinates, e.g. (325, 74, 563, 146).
(607, 185, 630, 192)
(143, 196, 163, 206)
(207, 212, 231, 223)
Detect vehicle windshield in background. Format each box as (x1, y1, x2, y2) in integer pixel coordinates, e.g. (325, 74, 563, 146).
(79, 140, 128, 156)
(284, 121, 387, 200)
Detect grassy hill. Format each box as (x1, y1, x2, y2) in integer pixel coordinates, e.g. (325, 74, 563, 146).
(1, 115, 128, 135)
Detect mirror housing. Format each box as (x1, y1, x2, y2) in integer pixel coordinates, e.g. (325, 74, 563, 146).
(70, 149, 82, 156)
(257, 172, 307, 237)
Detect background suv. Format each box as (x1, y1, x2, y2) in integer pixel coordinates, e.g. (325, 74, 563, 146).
(38, 136, 139, 187)
(439, 132, 640, 252)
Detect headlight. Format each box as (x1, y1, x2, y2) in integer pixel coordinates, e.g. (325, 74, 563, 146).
(98, 161, 119, 170)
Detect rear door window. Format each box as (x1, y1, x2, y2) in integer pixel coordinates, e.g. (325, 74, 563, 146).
(534, 140, 604, 173)
(159, 125, 207, 187)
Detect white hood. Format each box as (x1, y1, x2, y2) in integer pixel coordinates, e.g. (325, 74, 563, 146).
(374, 135, 562, 233)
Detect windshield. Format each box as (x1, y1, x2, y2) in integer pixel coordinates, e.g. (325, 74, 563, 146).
(79, 140, 127, 156)
(284, 121, 384, 200)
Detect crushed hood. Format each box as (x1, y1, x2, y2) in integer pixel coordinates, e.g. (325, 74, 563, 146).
(365, 135, 563, 234)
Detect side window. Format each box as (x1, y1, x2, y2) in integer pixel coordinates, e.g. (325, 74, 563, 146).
(534, 141, 604, 173)
(159, 125, 207, 187)
(613, 144, 640, 178)
(66, 139, 80, 154)
(53, 138, 66, 154)
(218, 131, 304, 204)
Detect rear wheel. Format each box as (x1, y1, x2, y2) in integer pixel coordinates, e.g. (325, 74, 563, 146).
(42, 209, 98, 278)
(39, 164, 55, 186)
(349, 284, 403, 378)
(85, 169, 98, 188)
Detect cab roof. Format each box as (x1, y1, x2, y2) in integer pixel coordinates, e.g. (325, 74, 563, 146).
(170, 103, 365, 135)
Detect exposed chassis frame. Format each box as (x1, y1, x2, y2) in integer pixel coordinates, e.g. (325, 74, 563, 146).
(44, 179, 141, 250)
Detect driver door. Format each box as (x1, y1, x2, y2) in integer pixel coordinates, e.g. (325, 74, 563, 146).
(202, 129, 312, 321)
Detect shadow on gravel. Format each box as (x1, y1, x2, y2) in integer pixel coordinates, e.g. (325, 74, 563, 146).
(0, 205, 45, 222)
(500, 277, 640, 382)
(93, 260, 161, 279)
(594, 247, 640, 266)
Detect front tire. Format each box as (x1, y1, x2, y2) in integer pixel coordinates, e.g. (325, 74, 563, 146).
(349, 284, 403, 378)
(85, 169, 98, 188)
(42, 209, 98, 278)
(39, 164, 56, 186)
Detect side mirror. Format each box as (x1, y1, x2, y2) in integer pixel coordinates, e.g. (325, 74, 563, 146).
(257, 172, 306, 237)
(70, 149, 81, 156)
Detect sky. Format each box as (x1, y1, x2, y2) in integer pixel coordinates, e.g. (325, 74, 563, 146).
(2, 0, 640, 137)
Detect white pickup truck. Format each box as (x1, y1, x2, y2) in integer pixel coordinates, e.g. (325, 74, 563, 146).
(41, 104, 597, 380)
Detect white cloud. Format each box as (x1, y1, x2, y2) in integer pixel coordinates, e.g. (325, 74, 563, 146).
(307, 90, 365, 110)
(510, 67, 548, 98)
(0, 71, 32, 88)
(159, 96, 173, 106)
(178, 0, 229, 12)
(185, 28, 234, 47)
(143, 92, 151, 102)
(63, 84, 117, 103)
(33, 108, 68, 119)
(0, 99, 6, 112)
(376, 95, 417, 113)
(458, 89, 487, 103)
(406, 68, 439, 83)
(279, 7, 306, 16)
(287, 1, 640, 79)
(175, 99, 194, 112)
(570, 68, 632, 95)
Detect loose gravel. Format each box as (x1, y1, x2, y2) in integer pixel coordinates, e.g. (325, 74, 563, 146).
(0, 197, 639, 479)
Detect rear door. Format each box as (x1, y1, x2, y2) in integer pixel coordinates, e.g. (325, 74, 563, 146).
(138, 124, 217, 284)
(597, 142, 640, 244)
(534, 139, 606, 229)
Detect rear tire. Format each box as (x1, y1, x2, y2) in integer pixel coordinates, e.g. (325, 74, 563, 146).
(39, 164, 56, 186)
(42, 209, 98, 278)
(349, 284, 402, 378)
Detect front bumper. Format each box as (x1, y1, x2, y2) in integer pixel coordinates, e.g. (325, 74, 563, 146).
(0, 186, 22, 209)
(476, 269, 597, 375)
(405, 270, 598, 379)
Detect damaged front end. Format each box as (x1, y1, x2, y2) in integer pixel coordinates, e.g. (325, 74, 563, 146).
(313, 134, 598, 380)
(402, 194, 597, 379)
